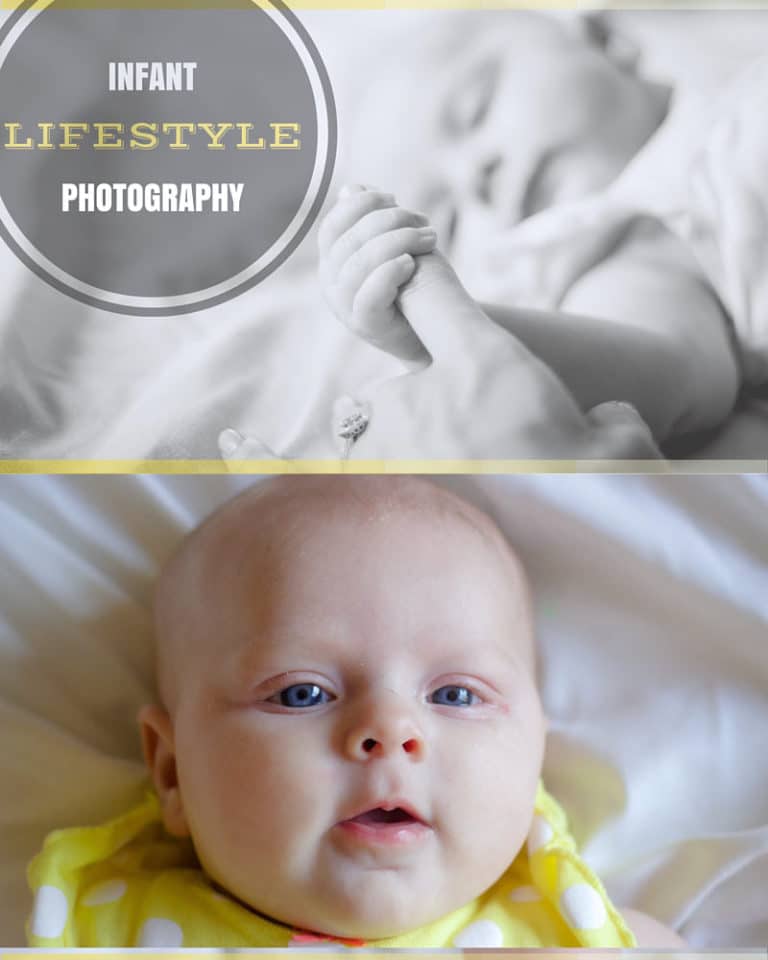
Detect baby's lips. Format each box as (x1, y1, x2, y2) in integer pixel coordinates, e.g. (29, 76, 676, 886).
(338, 797, 429, 827)
(345, 808, 417, 827)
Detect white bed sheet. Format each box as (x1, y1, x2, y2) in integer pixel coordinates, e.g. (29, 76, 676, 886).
(0, 474, 766, 947)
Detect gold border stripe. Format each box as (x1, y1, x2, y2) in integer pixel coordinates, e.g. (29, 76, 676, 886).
(0, 458, 765, 474)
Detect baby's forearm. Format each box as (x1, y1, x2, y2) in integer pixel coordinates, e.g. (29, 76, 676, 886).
(481, 304, 692, 441)
(481, 267, 741, 443)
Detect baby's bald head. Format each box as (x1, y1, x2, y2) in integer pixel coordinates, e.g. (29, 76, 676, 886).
(153, 477, 535, 713)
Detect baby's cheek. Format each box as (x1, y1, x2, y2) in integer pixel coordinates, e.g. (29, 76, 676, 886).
(176, 720, 270, 825)
(440, 728, 523, 810)
(183, 758, 290, 884)
(545, 65, 609, 132)
(206, 726, 335, 828)
(563, 62, 651, 161)
(445, 764, 529, 894)
(466, 725, 539, 825)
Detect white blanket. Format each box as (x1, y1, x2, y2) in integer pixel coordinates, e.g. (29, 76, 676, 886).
(1, 474, 767, 947)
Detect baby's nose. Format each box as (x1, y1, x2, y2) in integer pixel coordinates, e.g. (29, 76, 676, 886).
(344, 694, 426, 762)
(352, 733, 423, 760)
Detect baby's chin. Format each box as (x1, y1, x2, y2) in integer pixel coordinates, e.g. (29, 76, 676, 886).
(287, 896, 457, 942)
(269, 860, 516, 942)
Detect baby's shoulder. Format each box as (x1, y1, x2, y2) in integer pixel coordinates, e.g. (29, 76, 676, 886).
(561, 212, 713, 321)
(616, 214, 703, 276)
(614, 211, 714, 294)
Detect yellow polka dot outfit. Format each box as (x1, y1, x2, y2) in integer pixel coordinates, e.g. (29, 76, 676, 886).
(27, 782, 636, 947)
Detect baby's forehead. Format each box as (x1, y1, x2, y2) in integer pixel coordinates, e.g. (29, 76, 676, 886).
(168, 477, 527, 593)
(154, 480, 534, 695)
(210, 481, 517, 579)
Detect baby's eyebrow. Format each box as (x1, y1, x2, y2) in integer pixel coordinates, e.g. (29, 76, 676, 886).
(233, 618, 354, 665)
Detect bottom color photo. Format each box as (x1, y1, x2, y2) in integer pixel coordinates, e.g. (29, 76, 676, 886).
(0, 474, 766, 949)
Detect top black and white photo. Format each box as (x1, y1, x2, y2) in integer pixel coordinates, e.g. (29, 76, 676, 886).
(0, 6, 767, 465)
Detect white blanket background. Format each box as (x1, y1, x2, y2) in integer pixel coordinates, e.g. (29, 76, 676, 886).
(0, 474, 766, 947)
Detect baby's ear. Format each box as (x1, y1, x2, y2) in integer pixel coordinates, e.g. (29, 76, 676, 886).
(137, 704, 190, 838)
(580, 12, 641, 74)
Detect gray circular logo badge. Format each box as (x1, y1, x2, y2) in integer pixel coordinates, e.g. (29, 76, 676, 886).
(0, 0, 336, 315)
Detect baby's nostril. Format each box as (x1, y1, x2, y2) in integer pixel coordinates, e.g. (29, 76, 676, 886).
(363, 738, 377, 753)
(402, 738, 418, 754)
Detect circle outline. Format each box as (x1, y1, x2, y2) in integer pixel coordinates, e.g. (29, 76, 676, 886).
(0, 0, 337, 316)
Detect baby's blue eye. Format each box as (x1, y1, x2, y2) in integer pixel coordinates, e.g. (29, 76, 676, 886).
(275, 683, 332, 708)
(430, 685, 477, 707)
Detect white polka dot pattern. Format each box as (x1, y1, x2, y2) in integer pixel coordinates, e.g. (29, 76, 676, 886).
(136, 917, 184, 946)
(30, 885, 68, 939)
(81, 879, 127, 906)
(527, 814, 553, 855)
(453, 919, 504, 947)
(560, 883, 608, 931)
(508, 884, 542, 902)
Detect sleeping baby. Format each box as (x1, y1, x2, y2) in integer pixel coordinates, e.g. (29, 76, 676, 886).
(27, 477, 684, 947)
(320, 11, 762, 453)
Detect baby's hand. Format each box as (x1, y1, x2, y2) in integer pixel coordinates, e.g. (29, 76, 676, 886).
(318, 185, 437, 367)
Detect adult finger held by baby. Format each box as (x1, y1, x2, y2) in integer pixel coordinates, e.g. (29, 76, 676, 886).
(396, 251, 498, 365)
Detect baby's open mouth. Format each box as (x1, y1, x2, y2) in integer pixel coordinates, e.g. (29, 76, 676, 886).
(347, 807, 417, 825)
(336, 804, 431, 846)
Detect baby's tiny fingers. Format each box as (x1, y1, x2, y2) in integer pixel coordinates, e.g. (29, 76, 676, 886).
(337, 227, 437, 314)
(218, 428, 284, 462)
(317, 188, 397, 256)
(351, 255, 415, 332)
(325, 206, 431, 278)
